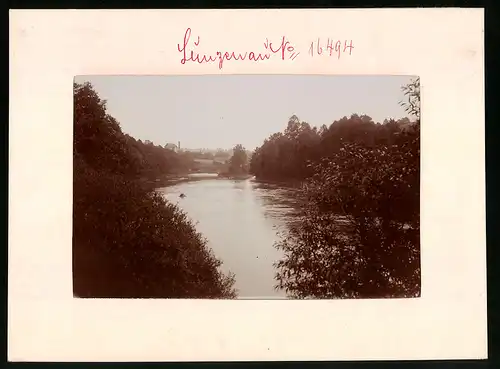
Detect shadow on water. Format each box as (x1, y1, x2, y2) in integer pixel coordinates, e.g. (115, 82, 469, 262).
(251, 179, 305, 227)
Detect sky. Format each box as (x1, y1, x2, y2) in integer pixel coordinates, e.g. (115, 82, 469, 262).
(74, 75, 414, 150)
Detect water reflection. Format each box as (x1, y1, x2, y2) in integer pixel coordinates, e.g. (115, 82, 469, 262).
(157, 177, 301, 299)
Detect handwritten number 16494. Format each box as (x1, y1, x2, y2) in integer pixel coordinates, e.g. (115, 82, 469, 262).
(309, 38, 354, 59)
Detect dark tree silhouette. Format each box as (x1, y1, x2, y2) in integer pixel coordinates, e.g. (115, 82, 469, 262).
(248, 79, 421, 299)
(73, 82, 236, 298)
(228, 144, 248, 175)
(274, 125, 420, 298)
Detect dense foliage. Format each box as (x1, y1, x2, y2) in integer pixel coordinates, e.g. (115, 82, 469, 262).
(228, 144, 249, 175)
(73, 82, 236, 298)
(251, 78, 421, 299)
(249, 114, 414, 182)
(249, 115, 321, 181)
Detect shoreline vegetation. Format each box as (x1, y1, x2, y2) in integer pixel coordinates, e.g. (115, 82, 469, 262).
(73, 82, 237, 298)
(248, 78, 421, 299)
(73, 77, 420, 299)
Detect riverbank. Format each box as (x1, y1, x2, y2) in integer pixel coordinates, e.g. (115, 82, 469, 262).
(143, 173, 258, 190)
(139, 174, 196, 190)
(251, 177, 305, 189)
(217, 173, 255, 180)
(73, 82, 237, 299)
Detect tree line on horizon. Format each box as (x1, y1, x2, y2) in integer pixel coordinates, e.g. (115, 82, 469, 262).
(249, 77, 421, 298)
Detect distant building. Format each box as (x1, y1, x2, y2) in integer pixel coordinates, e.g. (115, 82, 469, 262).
(164, 143, 179, 152)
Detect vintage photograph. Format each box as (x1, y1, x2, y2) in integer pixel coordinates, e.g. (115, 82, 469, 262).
(73, 75, 421, 299)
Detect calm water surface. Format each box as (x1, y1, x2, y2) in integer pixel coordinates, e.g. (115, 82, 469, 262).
(158, 174, 300, 299)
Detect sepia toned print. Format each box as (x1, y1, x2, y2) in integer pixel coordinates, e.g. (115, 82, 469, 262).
(73, 75, 420, 300)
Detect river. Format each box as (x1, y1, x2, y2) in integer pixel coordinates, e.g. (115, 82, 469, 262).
(157, 174, 300, 299)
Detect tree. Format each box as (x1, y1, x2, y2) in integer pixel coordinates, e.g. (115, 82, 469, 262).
(73, 82, 140, 178)
(249, 116, 322, 181)
(273, 80, 421, 299)
(73, 82, 236, 298)
(399, 77, 421, 121)
(274, 132, 420, 298)
(228, 144, 248, 175)
(249, 114, 410, 182)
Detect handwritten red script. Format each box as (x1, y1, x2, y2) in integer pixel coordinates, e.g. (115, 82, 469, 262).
(177, 28, 353, 69)
(309, 38, 355, 59)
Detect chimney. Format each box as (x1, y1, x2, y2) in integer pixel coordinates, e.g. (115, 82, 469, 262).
(178, 141, 181, 150)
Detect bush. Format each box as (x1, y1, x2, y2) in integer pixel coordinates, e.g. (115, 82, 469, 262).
(274, 124, 420, 299)
(73, 82, 236, 298)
